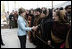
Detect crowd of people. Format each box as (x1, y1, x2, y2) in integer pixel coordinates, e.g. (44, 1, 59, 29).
(1, 5, 71, 48)
(4, 10, 18, 29)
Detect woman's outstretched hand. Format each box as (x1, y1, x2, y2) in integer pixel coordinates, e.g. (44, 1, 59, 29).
(32, 26, 38, 31)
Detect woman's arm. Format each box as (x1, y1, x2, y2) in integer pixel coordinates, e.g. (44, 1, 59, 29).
(18, 18, 32, 31)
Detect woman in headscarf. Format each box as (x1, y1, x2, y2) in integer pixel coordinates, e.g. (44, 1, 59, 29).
(51, 10, 71, 48)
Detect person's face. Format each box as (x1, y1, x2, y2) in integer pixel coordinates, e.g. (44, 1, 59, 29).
(40, 13, 45, 18)
(26, 10, 29, 14)
(31, 10, 34, 14)
(37, 11, 40, 15)
(53, 12, 59, 21)
(21, 12, 26, 17)
(28, 16, 32, 20)
(33, 11, 37, 16)
(14, 11, 17, 14)
(66, 6, 71, 13)
(42, 7, 45, 11)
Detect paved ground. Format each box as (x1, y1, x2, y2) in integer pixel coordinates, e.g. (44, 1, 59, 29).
(1, 28, 36, 48)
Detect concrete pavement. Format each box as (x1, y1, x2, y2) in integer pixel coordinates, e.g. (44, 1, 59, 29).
(1, 28, 36, 48)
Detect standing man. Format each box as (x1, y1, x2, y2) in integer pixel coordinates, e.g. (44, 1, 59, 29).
(9, 13, 14, 29)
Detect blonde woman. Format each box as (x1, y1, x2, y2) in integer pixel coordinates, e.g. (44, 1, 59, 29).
(17, 8, 38, 48)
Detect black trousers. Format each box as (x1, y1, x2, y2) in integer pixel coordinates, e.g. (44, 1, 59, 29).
(18, 35, 26, 48)
(1, 35, 4, 45)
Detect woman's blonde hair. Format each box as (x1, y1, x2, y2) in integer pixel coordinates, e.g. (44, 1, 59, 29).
(18, 7, 25, 15)
(56, 10, 67, 23)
